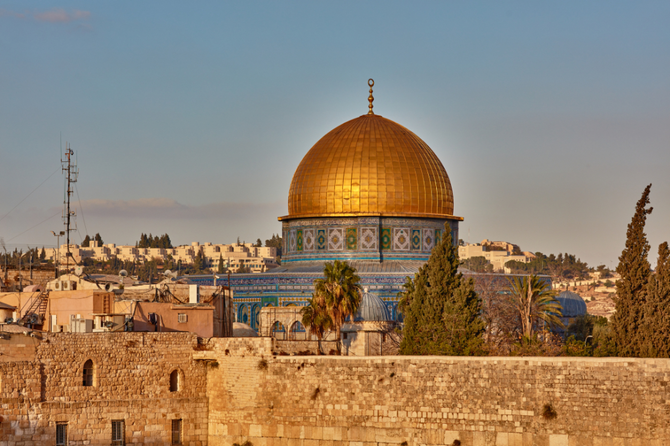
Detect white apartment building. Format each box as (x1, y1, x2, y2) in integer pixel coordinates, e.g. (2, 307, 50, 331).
(46, 241, 278, 274)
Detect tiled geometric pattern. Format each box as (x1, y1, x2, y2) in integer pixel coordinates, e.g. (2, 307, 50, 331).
(316, 229, 327, 250)
(423, 228, 435, 252)
(328, 228, 344, 251)
(381, 228, 392, 250)
(360, 227, 378, 251)
(393, 228, 410, 251)
(283, 231, 288, 253)
(435, 229, 442, 245)
(296, 229, 303, 252)
(303, 229, 315, 251)
(346, 228, 357, 250)
(289, 229, 297, 252)
(411, 229, 421, 251)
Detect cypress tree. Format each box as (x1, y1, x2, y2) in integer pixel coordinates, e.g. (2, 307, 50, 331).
(641, 242, 670, 357)
(399, 225, 485, 355)
(612, 184, 653, 356)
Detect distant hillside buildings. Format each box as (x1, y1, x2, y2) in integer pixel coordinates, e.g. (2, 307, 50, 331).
(46, 241, 278, 273)
(458, 239, 535, 273)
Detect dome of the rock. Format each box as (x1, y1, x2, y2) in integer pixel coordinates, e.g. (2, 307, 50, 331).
(282, 113, 454, 220)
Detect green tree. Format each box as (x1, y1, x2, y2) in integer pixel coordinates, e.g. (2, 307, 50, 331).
(255, 238, 263, 247)
(641, 242, 670, 357)
(217, 254, 225, 274)
(82, 235, 91, 247)
(461, 256, 493, 273)
(313, 260, 362, 353)
(506, 274, 563, 339)
(39, 247, 46, 261)
(612, 184, 653, 357)
(300, 295, 333, 354)
(400, 226, 485, 356)
(94, 233, 104, 246)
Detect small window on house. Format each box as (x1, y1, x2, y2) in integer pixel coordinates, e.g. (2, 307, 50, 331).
(171, 419, 182, 444)
(111, 420, 125, 446)
(178, 314, 187, 323)
(169, 370, 180, 392)
(82, 360, 94, 387)
(56, 423, 68, 445)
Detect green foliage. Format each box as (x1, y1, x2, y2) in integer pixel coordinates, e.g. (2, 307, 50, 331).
(312, 260, 362, 353)
(562, 336, 591, 356)
(591, 323, 617, 357)
(300, 294, 333, 353)
(137, 233, 172, 249)
(506, 275, 563, 339)
(641, 242, 670, 357)
(39, 247, 46, 261)
(566, 314, 608, 342)
(505, 252, 590, 280)
(265, 234, 283, 257)
(612, 184, 653, 357)
(217, 254, 225, 274)
(509, 334, 561, 357)
(400, 225, 485, 356)
(82, 235, 91, 247)
(255, 238, 263, 247)
(461, 256, 493, 273)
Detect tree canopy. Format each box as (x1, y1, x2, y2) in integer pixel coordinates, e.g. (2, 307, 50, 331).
(399, 225, 485, 355)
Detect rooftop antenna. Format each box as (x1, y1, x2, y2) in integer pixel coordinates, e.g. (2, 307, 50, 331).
(61, 143, 79, 274)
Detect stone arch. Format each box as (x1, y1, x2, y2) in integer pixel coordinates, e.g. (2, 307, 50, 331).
(251, 304, 260, 329)
(289, 320, 306, 340)
(82, 359, 96, 387)
(271, 321, 285, 340)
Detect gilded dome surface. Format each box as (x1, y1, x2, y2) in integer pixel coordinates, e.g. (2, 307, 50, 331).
(283, 114, 455, 220)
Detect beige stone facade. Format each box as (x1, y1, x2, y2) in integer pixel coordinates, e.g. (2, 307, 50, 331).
(459, 240, 535, 273)
(2, 334, 670, 445)
(46, 241, 278, 273)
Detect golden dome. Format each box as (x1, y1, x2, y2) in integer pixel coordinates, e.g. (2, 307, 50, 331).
(281, 113, 458, 220)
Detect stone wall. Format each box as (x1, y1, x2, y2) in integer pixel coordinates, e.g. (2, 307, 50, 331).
(203, 338, 670, 446)
(0, 332, 209, 445)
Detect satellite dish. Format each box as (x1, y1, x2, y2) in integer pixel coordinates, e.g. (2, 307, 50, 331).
(119, 270, 128, 277)
(75, 266, 84, 276)
(164, 270, 172, 276)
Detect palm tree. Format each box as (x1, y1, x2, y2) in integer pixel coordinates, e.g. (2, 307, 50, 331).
(313, 260, 362, 353)
(300, 295, 332, 354)
(507, 274, 563, 339)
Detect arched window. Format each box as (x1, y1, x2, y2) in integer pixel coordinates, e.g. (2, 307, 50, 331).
(271, 321, 285, 340)
(83, 359, 94, 387)
(169, 370, 180, 392)
(289, 321, 305, 340)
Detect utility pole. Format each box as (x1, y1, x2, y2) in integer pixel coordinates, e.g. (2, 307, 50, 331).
(61, 144, 78, 274)
(51, 231, 65, 278)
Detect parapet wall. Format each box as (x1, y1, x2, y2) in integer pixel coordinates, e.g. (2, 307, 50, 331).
(204, 338, 670, 446)
(0, 332, 209, 445)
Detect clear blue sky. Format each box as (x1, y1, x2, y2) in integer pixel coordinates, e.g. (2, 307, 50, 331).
(1, 1, 669, 268)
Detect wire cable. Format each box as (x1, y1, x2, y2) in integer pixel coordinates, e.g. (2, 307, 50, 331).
(0, 166, 60, 224)
(74, 182, 88, 238)
(6, 210, 61, 243)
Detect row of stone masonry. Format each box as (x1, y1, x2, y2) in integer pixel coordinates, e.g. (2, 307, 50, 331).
(3, 332, 670, 445)
(201, 338, 670, 446)
(0, 332, 209, 445)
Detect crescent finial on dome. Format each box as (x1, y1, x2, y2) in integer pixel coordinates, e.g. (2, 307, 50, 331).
(367, 78, 374, 115)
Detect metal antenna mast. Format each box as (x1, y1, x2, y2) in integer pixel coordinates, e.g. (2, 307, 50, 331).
(61, 143, 78, 273)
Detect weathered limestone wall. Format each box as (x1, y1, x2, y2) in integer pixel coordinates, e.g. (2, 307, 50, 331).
(204, 338, 670, 446)
(0, 332, 209, 445)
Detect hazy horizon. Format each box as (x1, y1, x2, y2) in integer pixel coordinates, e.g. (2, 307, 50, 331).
(2, 1, 669, 269)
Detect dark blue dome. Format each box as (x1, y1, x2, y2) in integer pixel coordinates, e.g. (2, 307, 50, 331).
(556, 290, 587, 318)
(354, 288, 391, 322)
